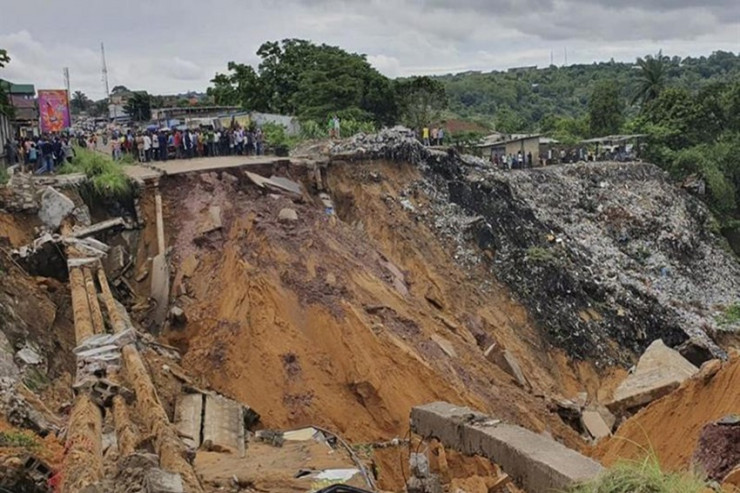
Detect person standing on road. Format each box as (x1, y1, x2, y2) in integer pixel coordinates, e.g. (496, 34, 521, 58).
(151, 131, 160, 161)
(36, 136, 54, 174)
(438, 128, 445, 146)
(255, 128, 263, 155)
(143, 132, 152, 162)
(112, 137, 121, 161)
(158, 132, 168, 161)
(422, 126, 430, 146)
(62, 138, 75, 164)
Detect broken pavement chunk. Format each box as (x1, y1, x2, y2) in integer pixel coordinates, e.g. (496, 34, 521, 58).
(245, 171, 302, 196)
(581, 410, 611, 440)
(38, 186, 75, 230)
(607, 339, 698, 414)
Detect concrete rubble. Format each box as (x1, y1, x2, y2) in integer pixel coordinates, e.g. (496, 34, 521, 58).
(411, 402, 604, 492)
(37, 186, 76, 230)
(174, 390, 259, 458)
(608, 339, 698, 414)
(331, 128, 740, 366)
(245, 171, 303, 196)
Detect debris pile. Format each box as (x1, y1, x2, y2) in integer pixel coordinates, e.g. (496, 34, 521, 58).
(330, 128, 740, 365)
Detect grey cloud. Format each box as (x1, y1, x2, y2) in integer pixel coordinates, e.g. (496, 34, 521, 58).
(0, 0, 738, 98)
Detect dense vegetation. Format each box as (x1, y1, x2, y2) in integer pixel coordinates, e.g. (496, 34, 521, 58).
(59, 147, 132, 199)
(435, 51, 740, 132)
(208, 39, 446, 133)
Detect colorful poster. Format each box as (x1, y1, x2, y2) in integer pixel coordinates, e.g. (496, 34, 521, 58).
(38, 90, 71, 133)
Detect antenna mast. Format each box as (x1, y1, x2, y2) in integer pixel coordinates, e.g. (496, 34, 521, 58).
(63, 67, 70, 97)
(101, 42, 110, 97)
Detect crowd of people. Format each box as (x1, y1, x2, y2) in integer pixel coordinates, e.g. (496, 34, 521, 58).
(110, 126, 265, 163)
(3, 134, 79, 174)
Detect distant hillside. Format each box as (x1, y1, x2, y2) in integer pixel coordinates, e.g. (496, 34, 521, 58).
(433, 51, 740, 131)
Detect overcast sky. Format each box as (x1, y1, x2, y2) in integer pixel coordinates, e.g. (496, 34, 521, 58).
(0, 0, 738, 101)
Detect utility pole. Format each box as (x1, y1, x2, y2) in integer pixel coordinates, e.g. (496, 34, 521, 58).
(101, 42, 110, 98)
(63, 67, 70, 99)
(564, 47, 568, 67)
(101, 42, 113, 121)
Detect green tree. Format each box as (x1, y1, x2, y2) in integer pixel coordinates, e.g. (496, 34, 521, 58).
(633, 51, 667, 107)
(208, 39, 398, 125)
(70, 90, 91, 114)
(0, 48, 12, 117)
(88, 99, 109, 118)
(395, 76, 447, 130)
(124, 91, 152, 121)
(588, 80, 624, 136)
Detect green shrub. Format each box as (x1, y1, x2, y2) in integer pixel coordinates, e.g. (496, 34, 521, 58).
(568, 455, 706, 493)
(59, 147, 131, 199)
(716, 302, 740, 326)
(0, 166, 8, 185)
(526, 246, 558, 264)
(0, 431, 38, 449)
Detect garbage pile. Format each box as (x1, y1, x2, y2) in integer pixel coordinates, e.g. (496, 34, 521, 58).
(330, 128, 739, 365)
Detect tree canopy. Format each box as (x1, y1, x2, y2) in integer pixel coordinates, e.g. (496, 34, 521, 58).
(434, 51, 740, 132)
(395, 76, 447, 130)
(208, 39, 398, 125)
(70, 90, 91, 114)
(124, 91, 152, 121)
(588, 80, 624, 136)
(0, 48, 11, 117)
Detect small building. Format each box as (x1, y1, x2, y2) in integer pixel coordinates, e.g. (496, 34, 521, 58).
(1, 80, 38, 136)
(476, 133, 541, 164)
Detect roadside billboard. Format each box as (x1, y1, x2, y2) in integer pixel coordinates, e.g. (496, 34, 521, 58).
(38, 89, 71, 133)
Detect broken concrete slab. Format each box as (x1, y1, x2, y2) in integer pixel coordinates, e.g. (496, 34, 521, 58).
(283, 427, 319, 441)
(15, 347, 43, 366)
(38, 187, 75, 230)
(484, 344, 530, 389)
(278, 208, 298, 223)
(175, 393, 203, 449)
(581, 410, 611, 440)
(245, 171, 302, 196)
(150, 253, 171, 329)
(411, 402, 603, 493)
(71, 217, 126, 239)
(203, 394, 246, 457)
(198, 206, 222, 235)
(608, 339, 698, 414)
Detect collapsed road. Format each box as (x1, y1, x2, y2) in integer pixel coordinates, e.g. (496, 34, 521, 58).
(0, 128, 738, 492)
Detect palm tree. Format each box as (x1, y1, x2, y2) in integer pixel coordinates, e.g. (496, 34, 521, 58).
(632, 51, 667, 107)
(70, 90, 90, 114)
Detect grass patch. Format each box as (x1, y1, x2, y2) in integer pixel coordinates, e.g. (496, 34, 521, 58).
(715, 302, 740, 326)
(0, 430, 38, 449)
(568, 454, 706, 493)
(59, 147, 131, 199)
(526, 246, 558, 264)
